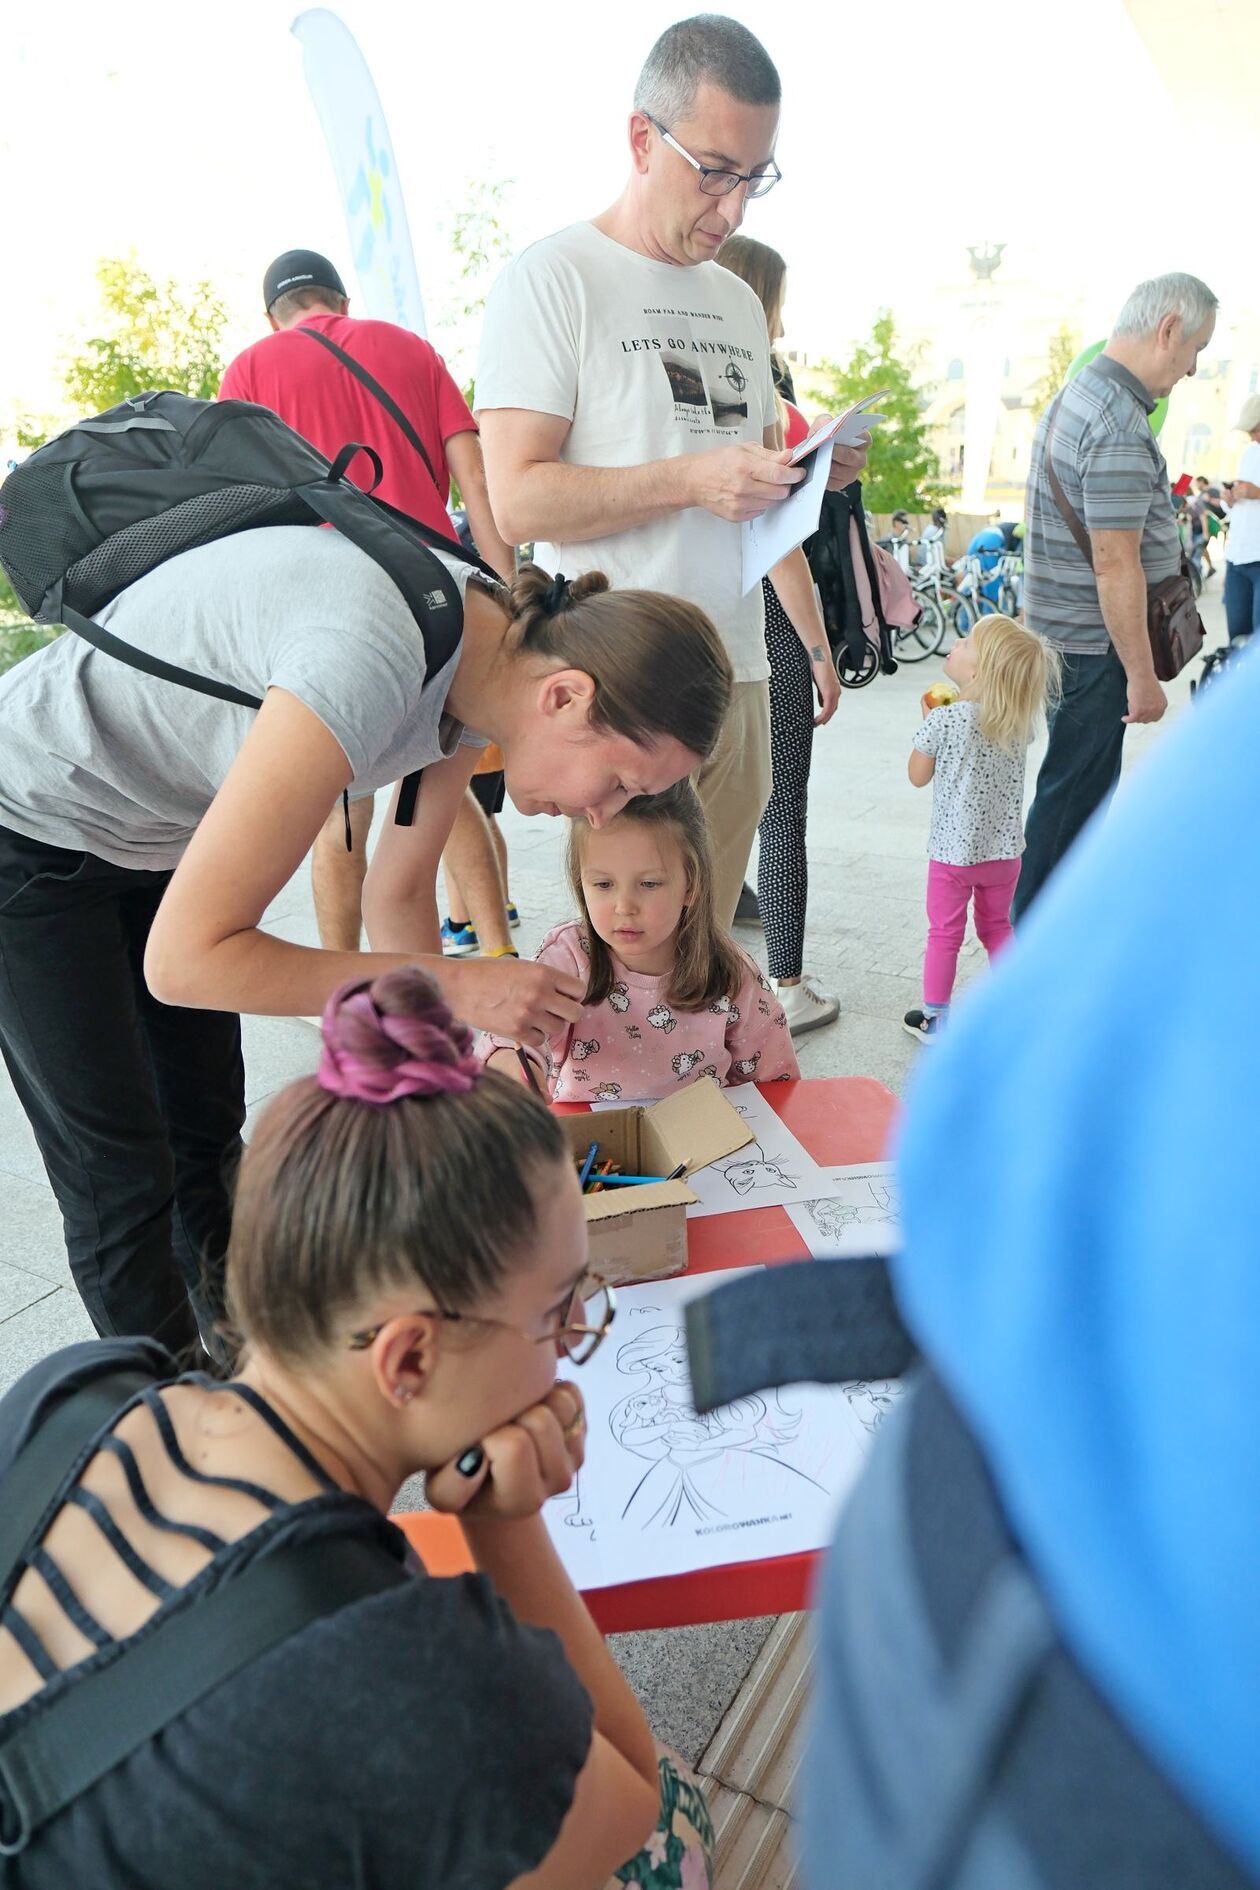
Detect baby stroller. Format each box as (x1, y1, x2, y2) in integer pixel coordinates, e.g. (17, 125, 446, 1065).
(804, 482, 901, 689)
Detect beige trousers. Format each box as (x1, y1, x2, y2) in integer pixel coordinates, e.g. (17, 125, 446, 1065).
(695, 679, 772, 929)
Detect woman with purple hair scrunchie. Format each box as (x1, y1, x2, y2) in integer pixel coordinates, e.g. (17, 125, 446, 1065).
(316, 971, 483, 1105)
(0, 959, 713, 1889)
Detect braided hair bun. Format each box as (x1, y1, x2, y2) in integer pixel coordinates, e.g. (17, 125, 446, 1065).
(317, 968, 482, 1105)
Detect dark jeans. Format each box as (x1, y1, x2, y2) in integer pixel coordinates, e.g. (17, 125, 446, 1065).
(0, 826, 244, 1352)
(1012, 645, 1129, 923)
(1224, 560, 1260, 642)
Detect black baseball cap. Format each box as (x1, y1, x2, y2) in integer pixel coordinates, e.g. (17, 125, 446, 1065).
(263, 249, 347, 311)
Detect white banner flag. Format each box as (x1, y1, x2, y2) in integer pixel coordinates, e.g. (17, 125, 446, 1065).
(291, 8, 427, 335)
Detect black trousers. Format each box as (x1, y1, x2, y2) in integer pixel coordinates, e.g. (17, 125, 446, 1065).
(1012, 645, 1129, 923)
(0, 826, 244, 1353)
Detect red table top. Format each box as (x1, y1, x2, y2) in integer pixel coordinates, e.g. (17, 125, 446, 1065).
(392, 1075, 899, 1632)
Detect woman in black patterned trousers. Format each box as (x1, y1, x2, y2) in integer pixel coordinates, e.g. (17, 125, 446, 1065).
(718, 237, 841, 1035)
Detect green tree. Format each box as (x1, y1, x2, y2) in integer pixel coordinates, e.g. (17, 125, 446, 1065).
(809, 310, 951, 511)
(1030, 320, 1081, 419)
(61, 256, 231, 414)
(0, 256, 229, 671)
(436, 177, 515, 405)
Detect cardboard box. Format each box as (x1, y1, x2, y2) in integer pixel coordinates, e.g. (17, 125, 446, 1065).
(560, 1078, 755, 1286)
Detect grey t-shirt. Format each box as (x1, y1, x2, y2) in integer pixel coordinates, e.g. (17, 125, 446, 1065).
(1023, 355, 1181, 653)
(913, 699, 1027, 865)
(0, 526, 481, 869)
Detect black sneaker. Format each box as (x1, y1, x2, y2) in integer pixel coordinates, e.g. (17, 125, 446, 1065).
(734, 882, 761, 927)
(903, 1008, 941, 1043)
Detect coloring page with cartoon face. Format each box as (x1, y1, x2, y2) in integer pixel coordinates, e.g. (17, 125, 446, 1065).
(543, 1268, 874, 1590)
(681, 1085, 836, 1218)
(783, 1162, 903, 1260)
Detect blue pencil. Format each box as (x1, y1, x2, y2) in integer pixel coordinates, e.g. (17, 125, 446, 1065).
(596, 1172, 669, 1186)
(577, 1142, 600, 1191)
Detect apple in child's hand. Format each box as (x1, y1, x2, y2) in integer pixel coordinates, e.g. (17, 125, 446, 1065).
(923, 683, 960, 708)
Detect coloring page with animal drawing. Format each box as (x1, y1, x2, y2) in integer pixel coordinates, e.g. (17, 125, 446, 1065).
(543, 1267, 873, 1591)
(784, 1161, 902, 1260)
(681, 1084, 837, 1218)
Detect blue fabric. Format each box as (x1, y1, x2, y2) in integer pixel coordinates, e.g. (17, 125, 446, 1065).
(891, 643, 1260, 1878)
(967, 527, 1005, 568)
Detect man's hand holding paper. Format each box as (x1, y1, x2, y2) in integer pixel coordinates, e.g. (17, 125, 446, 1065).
(687, 439, 804, 524)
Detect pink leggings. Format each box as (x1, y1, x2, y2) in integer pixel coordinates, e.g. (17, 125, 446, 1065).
(923, 857, 1022, 1007)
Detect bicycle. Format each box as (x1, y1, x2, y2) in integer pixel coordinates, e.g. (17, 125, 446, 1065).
(995, 552, 1022, 617)
(892, 566, 948, 662)
(949, 555, 1003, 638)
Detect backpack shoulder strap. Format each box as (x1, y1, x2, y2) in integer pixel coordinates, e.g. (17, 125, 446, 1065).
(0, 1370, 157, 1599)
(296, 330, 505, 585)
(298, 325, 440, 487)
(0, 1533, 406, 1854)
(58, 603, 264, 710)
(1043, 397, 1095, 570)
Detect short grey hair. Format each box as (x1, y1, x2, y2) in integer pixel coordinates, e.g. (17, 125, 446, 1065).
(1112, 272, 1218, 341)
(633, 14, 780, 127)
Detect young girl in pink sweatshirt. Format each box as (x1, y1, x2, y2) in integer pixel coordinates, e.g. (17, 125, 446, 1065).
(480, 783, 798, 1101)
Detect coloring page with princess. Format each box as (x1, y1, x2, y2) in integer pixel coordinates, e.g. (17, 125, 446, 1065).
(544, 1268, 876, 1590)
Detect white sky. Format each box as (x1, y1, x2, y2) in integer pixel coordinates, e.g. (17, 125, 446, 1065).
(4, 0, 1255, 429)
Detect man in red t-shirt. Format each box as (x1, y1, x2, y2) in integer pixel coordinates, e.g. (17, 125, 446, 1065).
(219, 249, 517, 956)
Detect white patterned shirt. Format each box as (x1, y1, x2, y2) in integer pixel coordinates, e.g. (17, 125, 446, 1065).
(913, 700, 1027, 865)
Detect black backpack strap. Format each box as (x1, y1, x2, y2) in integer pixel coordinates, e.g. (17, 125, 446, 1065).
(297, 328, 506, 586)
(0, 1533, 406, 1854)
(59, 603, 263, 711)
(0, 1371, 157, 1601)
(299, 325, 441, 487)
(395, 770, 423, 827)
(369, 491, 503, 585)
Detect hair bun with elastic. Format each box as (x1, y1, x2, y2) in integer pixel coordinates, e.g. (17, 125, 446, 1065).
(317, 969, 482, 1105)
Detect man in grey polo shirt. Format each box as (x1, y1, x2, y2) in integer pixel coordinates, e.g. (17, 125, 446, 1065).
(1012, 272, 1217, 921)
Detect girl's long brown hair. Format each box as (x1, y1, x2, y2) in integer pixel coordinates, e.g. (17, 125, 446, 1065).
(566, 781, 745, 1012)
(716, 235, 789, 415)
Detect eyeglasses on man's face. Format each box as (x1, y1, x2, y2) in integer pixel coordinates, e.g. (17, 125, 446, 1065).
(347, 1274, 617, 1366)
(645, 114, 781, 200)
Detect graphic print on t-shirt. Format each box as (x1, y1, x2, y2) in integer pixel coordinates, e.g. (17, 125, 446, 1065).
(634, 309, 758, 439)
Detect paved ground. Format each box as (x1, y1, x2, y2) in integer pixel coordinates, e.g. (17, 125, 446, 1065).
(0, 586, 1223, 1757)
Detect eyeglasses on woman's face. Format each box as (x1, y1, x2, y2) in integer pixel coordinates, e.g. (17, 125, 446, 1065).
(347, 1274, 617, 1366)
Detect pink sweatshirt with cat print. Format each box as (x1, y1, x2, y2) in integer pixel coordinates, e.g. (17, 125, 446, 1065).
(476, 921, 799, 1101)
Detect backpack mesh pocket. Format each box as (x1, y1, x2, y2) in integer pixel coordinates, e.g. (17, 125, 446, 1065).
(63, 485, 309, 614)
(0, 462, 86, 611)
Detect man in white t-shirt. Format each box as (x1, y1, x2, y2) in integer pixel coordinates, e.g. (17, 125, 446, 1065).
(475, 14, 867, 925)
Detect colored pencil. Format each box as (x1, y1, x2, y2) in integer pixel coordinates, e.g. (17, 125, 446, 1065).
(515, 1046, 545, 1097)
(576, 1142, 600, 1192)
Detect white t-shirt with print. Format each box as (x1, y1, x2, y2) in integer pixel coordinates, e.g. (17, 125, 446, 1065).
(476, 221, 778, 683)
(1225, 441, 1260, 566)
(912, 699, 1028, 865)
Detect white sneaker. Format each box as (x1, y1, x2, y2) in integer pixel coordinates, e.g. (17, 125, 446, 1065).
(776, 975, 840, 1036)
